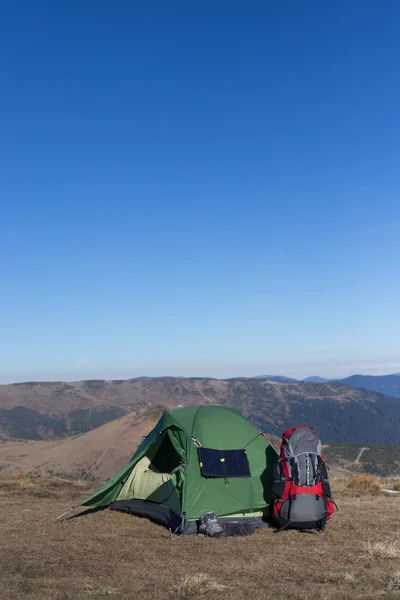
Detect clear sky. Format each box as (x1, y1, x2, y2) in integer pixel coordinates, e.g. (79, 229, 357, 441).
(1, 1, 400, 383)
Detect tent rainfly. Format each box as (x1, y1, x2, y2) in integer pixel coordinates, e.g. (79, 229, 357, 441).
(80, 405, 277, 533)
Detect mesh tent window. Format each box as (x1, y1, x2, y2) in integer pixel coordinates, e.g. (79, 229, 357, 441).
(197, 448, 251, 478)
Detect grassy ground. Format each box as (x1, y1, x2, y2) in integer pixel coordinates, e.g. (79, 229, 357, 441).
(1, 476, 400, 600)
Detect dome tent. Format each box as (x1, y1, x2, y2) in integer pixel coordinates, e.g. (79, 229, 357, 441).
(80, 405, 277, 534)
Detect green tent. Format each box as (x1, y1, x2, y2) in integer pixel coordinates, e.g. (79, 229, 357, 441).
(81, 405, 277, 533)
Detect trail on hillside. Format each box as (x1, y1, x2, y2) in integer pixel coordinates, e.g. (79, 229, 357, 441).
(88, 434, 122, 473)
(0, 457, 73, 483)
(193, 381, 215, 404)
(0, 457, 27, 469)
(354, 447, 369, 465)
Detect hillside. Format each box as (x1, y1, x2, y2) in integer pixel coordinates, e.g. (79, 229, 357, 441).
(1, 377, 400, 444)
(323, 442, 400, 477)
(0, 405, 164, 481)
(0, 406, 357, 480)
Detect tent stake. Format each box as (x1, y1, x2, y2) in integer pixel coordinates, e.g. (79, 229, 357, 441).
(180, 512, 186, 534)
(56, 505, 77, 524)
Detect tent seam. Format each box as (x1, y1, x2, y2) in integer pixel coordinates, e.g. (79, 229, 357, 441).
(182, 405, 201, 518)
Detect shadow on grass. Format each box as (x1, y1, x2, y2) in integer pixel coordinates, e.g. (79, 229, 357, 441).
(66, 506, 106, 521)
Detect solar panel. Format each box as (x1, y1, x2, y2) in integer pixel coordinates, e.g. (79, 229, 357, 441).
(198, 448, 251, 478)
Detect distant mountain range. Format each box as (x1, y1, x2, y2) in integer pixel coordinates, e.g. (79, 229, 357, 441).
(253, 375, 299, 383)
(255, 375, 330, 383)
(337, 374, 400, 399)
(1, 377, 400, 444)
(255, 373, 400, 397)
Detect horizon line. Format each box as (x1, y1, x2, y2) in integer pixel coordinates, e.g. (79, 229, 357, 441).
(1, 372, 400, 386)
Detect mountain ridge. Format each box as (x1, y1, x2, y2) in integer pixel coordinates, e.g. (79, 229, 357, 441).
(1, 403, 398, 480)
(1, 377, 400, 444)
(337, 374, 400, 398)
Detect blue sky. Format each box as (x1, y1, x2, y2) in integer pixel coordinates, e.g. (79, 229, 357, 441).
(1, 1, 399, 383)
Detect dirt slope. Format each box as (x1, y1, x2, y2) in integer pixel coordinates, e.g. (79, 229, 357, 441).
(0, 405, 164, 480)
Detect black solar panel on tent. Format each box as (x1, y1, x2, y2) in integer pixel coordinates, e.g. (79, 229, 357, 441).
(198, 448, 251, 478)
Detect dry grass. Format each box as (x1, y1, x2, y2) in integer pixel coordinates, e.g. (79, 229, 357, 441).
(320, 571, 355, 584)
(0, 475, 86, 498)
(345, 474, 381, 492)
(173, 574, 228, 598)
(387, 572, 400, 590)
(1, 476, 400, 600)
(361, 539, 400, 559)
(0, 473, 27, 481)
(85, 584, 118, 596)
(393, 480, 400, 492)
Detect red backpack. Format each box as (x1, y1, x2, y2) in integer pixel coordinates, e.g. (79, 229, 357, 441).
(272, 426, 336, 532)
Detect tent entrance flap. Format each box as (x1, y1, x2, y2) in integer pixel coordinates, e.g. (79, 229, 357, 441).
(116, 455, 182, 514)
(117, 456, 173, 501)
